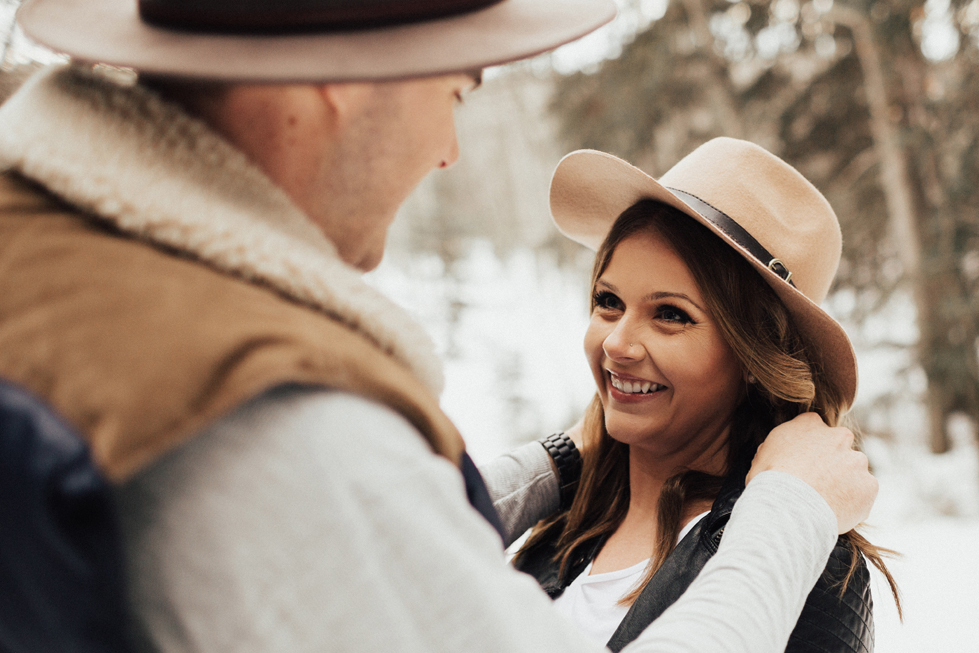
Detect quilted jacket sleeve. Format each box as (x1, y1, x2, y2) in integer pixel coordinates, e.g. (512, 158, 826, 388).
(786, 539, 874, 653)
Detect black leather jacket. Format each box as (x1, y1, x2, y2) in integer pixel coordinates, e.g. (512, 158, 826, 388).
(514, 470, 874, 653)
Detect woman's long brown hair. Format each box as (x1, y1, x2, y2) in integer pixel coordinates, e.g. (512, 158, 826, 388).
(514, 199, 901, 616)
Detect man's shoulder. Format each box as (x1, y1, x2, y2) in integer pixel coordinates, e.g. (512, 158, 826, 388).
(202, 384, 444, 468)
(118, 385, 451, 511)
(117, 384, 469, 553)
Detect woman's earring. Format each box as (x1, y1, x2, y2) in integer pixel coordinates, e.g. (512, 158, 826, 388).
(746, 374, 757, 384)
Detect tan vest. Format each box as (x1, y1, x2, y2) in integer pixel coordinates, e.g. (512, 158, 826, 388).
(0, 173, 464, 482)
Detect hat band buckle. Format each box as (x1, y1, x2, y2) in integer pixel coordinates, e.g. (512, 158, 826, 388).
(766, 258, 793, 284)
(668, 188, 796, 289)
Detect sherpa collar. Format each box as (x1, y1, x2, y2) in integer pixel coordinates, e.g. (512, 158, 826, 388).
(0, 65, 443, 394)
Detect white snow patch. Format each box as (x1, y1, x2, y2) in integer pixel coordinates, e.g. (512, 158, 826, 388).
(868, 518, 979, 653)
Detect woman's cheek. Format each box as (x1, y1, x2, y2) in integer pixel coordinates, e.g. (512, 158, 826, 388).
(583, 319, 609, 390)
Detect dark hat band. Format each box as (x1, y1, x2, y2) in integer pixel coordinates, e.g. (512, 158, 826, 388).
(668, 188, 796, 288)
(138, 0, 504, 33)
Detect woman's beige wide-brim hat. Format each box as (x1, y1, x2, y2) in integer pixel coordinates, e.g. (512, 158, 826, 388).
(16, 0, 616, 82)
(551, 137, 857, 405)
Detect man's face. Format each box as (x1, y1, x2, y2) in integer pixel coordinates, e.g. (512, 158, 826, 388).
(317, 73, 478, 270)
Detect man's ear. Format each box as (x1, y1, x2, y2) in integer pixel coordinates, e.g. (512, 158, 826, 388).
(319, 82, 375, 125)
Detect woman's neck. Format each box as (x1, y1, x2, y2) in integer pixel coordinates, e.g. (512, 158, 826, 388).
(590, 432, 728, 575)
(627, 427, 728, 510)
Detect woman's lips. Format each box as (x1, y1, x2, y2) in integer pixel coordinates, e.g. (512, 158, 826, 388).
(607, 370, 667, 403)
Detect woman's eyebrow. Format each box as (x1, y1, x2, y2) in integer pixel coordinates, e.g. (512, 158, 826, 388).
(645, 291, 705, 312)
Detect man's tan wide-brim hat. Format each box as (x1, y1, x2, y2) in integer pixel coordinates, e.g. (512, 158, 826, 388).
(17, 0, 616, 82)
(550, 138, 858, 405)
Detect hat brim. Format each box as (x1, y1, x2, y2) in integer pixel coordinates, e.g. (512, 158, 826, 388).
(18, 0, 616, 82)
(550, 150, 858, 406)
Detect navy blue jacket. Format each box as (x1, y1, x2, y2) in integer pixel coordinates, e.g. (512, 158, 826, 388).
(0, 380, 133, 653)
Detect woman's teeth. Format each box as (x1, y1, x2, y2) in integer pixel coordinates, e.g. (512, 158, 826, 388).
(609, 375, 664, 394)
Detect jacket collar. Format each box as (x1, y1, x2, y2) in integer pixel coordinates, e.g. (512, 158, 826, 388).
(0, 64, 444, 394)
(698, 460, 748, 552)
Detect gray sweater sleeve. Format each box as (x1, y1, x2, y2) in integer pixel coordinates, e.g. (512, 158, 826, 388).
(116, 386, 837, 653)
(478, 441, 560, 548)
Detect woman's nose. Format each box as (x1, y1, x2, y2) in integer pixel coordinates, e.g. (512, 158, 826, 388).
(603, 320, 643, 362)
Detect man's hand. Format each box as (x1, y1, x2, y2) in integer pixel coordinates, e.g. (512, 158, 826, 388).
(746, 412, 877, 534)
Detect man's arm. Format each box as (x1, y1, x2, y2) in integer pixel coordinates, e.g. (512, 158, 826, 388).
(746, 412, 876, 534)
(116, 390, 870, 653)
(116, 387, 604, 653)
(480, 419, 587, 547)
(479, 441, 560, 547)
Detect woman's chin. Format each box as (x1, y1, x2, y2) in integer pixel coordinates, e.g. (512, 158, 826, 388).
(603, 415, 666, 447)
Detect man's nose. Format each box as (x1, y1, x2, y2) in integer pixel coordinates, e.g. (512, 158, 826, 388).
(439, 134, 460, 169)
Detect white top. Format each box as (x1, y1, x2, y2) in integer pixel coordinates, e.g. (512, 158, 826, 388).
(554, 512, 711, 646)
(115, 386, 839, 653)
(556, 558, 648, 646)
(677, 511, 710, 546)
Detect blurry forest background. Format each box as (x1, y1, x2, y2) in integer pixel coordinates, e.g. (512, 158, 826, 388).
(1, 0, 977, 648)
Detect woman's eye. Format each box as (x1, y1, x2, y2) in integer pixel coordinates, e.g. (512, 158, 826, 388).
(659, 305, 692, 324)
(593, 290, 623, 312)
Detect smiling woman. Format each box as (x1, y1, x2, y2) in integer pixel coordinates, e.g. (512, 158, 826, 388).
(585, 227, 743, 471)
(512, 139, 900, 652)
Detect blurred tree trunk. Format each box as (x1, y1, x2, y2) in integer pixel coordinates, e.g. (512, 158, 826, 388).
(679, 0, 743, 139)
(879, 5, 979, 454)
(830, 6, 955, 452)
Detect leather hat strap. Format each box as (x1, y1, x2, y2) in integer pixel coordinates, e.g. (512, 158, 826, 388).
(139, 0, 503, 32)
(668, 187, 796, 288)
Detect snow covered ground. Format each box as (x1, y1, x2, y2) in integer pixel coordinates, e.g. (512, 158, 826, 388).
(870, 518, 979, 652)
(865, 434, 979, 652)
(369, 240, 979, 651)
